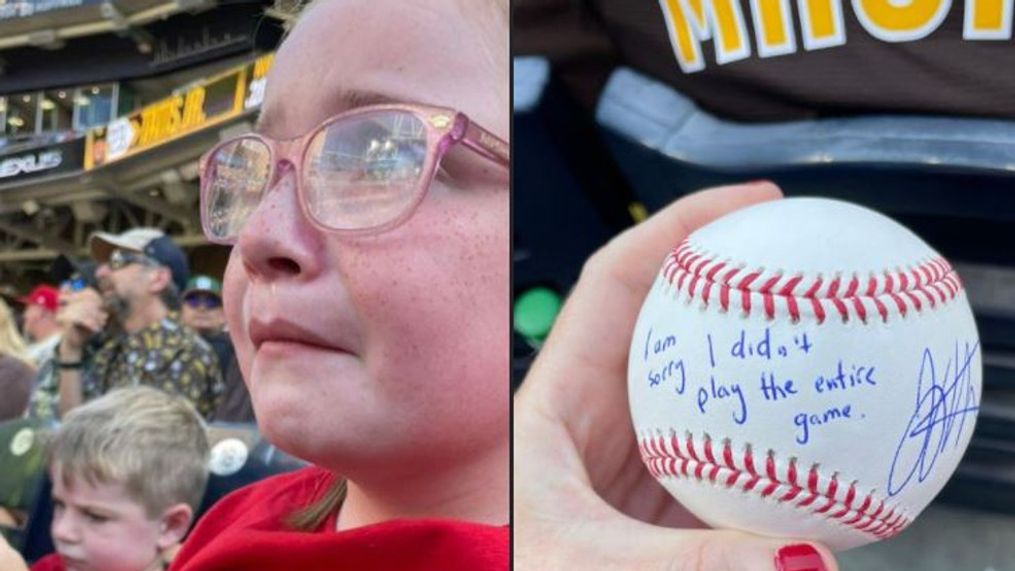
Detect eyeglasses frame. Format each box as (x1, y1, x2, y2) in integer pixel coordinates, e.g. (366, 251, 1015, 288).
(106, 248, 160, 272)
(198, 102, 510, 244)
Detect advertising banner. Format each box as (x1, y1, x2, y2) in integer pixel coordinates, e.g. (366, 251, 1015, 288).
(84, 53, 273, 170)
(0, 136, 85, 183)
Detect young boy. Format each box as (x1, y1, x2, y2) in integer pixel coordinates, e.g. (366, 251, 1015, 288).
(0, 386, 209, 571)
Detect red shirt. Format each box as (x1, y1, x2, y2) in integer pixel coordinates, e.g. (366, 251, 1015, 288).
(30, 554, 63, 571)
(170, 467, 509, 571)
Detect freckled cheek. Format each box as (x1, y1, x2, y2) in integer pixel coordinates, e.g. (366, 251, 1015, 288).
(347, 237, 506, 393)
(222, 254, 253, 367)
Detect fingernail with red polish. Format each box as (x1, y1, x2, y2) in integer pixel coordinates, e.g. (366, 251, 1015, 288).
(775, 544, 827, 571)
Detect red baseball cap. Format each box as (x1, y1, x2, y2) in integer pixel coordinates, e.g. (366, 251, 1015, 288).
(19, 285, 59, 313)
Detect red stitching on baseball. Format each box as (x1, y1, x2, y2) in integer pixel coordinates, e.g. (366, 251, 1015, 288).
(779, 275, 803, 296)
(739, 272, 761, 315)
(639, 432, 910, 540)
(661, 240, 963, 324)
(844, 276, 859, 298)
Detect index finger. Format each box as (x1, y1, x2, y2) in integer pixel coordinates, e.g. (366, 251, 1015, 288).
(522, 182, 782, 414)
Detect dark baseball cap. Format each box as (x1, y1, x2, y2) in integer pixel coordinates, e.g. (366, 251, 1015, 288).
(89, 228, 190, 292)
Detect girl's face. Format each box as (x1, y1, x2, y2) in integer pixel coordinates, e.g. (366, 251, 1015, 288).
(222, 0, 508, 476)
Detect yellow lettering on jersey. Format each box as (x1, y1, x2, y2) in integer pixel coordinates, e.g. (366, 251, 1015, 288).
(659, 0, 706, 72)
(853, 0, 951, 41)
(684, 0, 712, 38)
(658, 0, 751, 72)
(711, 0, 752, 63)
(751, 0, 797, 56)
(798, 0, 847, 49)
(964, 0, 1012, 38)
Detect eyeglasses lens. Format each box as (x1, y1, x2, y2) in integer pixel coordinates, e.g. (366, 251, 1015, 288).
(205, 138, 272, 241)
(204, 110, 430, 239)
(305, 110, 428, 231)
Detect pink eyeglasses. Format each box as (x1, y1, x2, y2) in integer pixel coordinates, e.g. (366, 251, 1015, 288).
(198, 103, 509, 243)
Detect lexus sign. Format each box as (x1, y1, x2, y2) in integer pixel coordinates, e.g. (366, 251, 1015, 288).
(0, 137, 85, 184)
(0, 149, 62, 178)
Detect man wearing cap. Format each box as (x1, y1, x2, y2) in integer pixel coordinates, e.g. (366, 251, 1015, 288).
(182, 275, 255, 422)
(181, 275, 226, 337)
(54, 228, 224, 419)
(19, 284, 62, 366)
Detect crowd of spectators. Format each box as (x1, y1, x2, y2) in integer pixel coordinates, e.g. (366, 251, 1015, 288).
(1, 228, 253, 424)
(0, 227, 256, 569)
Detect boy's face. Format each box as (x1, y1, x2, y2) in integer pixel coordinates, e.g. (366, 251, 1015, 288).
(50, 471, 168, 571)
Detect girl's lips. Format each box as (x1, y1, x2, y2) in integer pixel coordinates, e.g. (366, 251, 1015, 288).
(248, 317, 351, 353)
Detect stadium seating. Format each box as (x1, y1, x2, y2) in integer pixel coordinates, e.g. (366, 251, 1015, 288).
(595, 66, 1015, 221)
(197, 422, 307, 519)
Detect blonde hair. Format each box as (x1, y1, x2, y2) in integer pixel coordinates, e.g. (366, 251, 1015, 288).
(0, 298, 30, 364)
(49, 387, 210, 517)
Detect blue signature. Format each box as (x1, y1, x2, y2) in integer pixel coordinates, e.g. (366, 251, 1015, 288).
(887, 341, 980, 497)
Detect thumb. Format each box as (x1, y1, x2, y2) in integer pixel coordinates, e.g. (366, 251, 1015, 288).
(631, 525, 839, 571)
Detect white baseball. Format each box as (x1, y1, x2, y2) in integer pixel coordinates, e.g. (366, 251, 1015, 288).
(628, 197, 980, 551)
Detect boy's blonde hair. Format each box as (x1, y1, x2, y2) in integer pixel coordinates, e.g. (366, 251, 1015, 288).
(49, 387, 210, 517)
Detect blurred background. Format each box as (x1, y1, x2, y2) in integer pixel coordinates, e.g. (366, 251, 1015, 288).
(0, 0, 308, 563)
(513, 1, 1015, 569)
(0, 0, 287, 288)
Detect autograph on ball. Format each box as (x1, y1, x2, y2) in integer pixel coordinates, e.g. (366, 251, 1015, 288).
(887, 341, 980, 497)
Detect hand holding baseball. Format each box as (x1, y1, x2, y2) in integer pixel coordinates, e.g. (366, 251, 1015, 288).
(514, 183, 837, 571)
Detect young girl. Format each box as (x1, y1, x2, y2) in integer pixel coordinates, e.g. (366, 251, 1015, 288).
(170, 0, 509, 569)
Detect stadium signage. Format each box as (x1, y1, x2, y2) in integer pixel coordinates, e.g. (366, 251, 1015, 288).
(85, 53, 273, 170)
(0, 150, 61, 178)
(0, 137, 85, 182)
